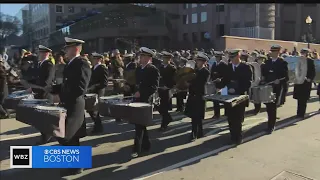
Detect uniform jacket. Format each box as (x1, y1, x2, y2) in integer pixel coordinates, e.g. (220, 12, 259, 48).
(87, 64, 108, 97)
(52, 56, 91, 140)
(135, 63, 160, 103)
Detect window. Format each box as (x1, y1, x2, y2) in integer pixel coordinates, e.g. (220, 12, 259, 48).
(201, 4, 207, 6)
(81, 7, 86, 12)
(245, 21, 255, 27)
(68, 6, 75, 13)
(183, 15, 188, 25)
(192, 13, 197, 24)
(200, 12, 207, 22)
(192, 32, 198, 42)
(183, 33, 188, 41)
(216, 24, 225, 37)
(216, 4, 225, 12)
(191, 4, 197, 8)
(232, 22, 240, 28)
(56, 15, 63, 22)
(304, 4, 317, 7)
(183, 4, 188, 9)
(201, 32, 210, 41)
(56, 5, 63, 13)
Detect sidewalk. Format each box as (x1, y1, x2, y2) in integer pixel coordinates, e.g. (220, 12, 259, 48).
(150, 113, 320, 180)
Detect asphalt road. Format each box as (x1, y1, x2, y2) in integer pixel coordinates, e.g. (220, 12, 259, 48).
(0, 86, 319, 180)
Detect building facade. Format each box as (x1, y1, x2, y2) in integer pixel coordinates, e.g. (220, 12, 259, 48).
(48, 4, 179, 52)
(275, 4, 320, 43)
(29, 4, 103, 49)
(171, 3, 276, 50)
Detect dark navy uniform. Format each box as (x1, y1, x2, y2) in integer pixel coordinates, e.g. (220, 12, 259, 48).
(261, 45, 288, 133)
(185, 53, 210, 141)
(87, 53, 109, 133)
(225, 49, 252, 144)
(29, 45, 55, 145)
(132, 47, 160, 157)
(210, 51, 228, 118)
(51, 38, 91, 145)
(158, 51, 176, 130)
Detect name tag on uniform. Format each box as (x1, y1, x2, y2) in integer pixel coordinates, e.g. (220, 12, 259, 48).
(269, 70, 273, 72)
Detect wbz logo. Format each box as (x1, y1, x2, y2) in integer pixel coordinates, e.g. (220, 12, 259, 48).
(10, 146, 32, 168)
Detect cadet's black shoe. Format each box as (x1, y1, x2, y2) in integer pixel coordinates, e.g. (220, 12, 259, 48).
(60, 168, 84, 177)
(91, 126, 103, 134)
(266, 127, 275, 134)
(158, 127, 167, 132)
(35, 136, 53, 145)
(234, 138, 243, 145)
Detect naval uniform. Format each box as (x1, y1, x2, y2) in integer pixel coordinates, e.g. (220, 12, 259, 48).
(293, 58, 315, 117)
(87, 63, 109, 132)
(133, 63, 160, 154)
(0, 65, 9, 118)
(225, 62, 252, 143)
(51, 55, 91, 145)
(32, 59, 55, 143)
(185, 66, 210, 140)
(158, 63, 176, 129)
(262, 57, 288, 133)
(210, 60, 229, 118)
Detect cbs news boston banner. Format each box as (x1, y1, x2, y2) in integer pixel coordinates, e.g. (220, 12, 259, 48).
(10, 146, 92, 168)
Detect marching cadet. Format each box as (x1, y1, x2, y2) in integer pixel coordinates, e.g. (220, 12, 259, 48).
(225, 49, 252, 145)
(261, 44, 288, 134)
(158, 51, 176, 131)
(25, 45, 55, 145)
(253, 54, 267, 114)
(293, 48, 315, 118)
(184, 53, 210, 142)
(267, 45, 289, 107)
(210, 51, 229, 119)
(132, 47, 160, 158)
(87, 53, 109, 134)
(45, 37, 91, 176)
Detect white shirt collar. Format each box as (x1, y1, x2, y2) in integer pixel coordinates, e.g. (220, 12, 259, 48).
(39, 58, 48, 66)
(141, 62, 151, 69)
(68, 54, 80, 65)
(126, 61, 132, 68)
(272, 58, 277, 62)
(232, 62, 240, 70)
(93, 63, 101, 70)
(163, 63, 169, 68)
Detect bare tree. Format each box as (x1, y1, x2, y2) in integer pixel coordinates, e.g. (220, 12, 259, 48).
(0, 13, 21, 46)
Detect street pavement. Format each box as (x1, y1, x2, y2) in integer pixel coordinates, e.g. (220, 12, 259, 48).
(0, 86, 319, 180)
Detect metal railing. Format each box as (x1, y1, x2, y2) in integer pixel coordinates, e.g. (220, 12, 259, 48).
(230, 26, 274, 39)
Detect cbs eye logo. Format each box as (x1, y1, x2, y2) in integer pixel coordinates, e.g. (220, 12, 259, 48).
(10, 146, 32, 168)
